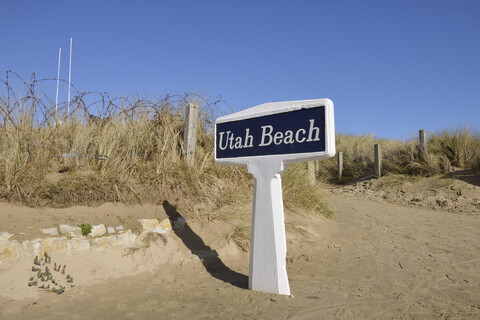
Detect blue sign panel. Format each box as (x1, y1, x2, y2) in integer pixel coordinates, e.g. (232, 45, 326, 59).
(216, 106, 325, 159)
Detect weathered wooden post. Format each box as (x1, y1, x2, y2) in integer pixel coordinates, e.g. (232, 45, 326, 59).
(337, 151, 343, 180)
(307, 161, 316, 186)
(374, 144, 381, 178)
(184, 102, 198, 166)
(215, 99, 335, 295)
(419, 129, 426, 156)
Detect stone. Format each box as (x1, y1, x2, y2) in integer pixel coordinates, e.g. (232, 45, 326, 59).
(33, 237, 68, 257)
(59, 225, 83, 238)
(67, 239, 91, 255)
(0, 240, 22, 266)
(115, 225, 124, 231)
(152, 219, 172, 234)
(21, 240, 34, 258)
(107, 226, 116, 234)
(117, 230, 137, 247)
(88, 224, 106, 238)
(40, 227, 59, 236)
(0, 232, 13, 241)
(172, 217, 186, 231)
(92, 235, 120, 250)
(137, 219, 160, 231)
(436, 198, 449, 207)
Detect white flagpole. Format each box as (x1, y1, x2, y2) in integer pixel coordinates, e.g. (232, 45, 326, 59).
(55, 47, 61, 123)
(67, 38, 72, 115)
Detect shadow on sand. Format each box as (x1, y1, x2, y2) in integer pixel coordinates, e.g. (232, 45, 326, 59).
(162, 200, 248, 290)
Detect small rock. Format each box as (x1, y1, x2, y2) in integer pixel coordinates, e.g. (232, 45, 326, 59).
(107, 226, 116, 234)
(88, 224, 106, 238)
(40, 228, 59, 236)
(59, 225, 82, 238)
(67, 239, 91, 255)
(172, 217, 186, 231)
(115, 225, 124, 231)
(137, 219, 160, 232)
(117, 230, 137, 247)
(436, 198, 449, 208)
(152, 219, 172, 234)
(0, 232, 13, 241)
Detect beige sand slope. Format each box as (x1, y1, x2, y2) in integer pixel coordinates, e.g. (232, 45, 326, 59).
(1, 188, 480, 319)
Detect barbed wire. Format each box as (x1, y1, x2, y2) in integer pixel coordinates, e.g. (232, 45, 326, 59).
(1, 70, 232, 128)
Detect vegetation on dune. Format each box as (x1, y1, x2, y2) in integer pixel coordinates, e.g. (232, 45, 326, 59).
(1, 72, 477, 222)
(317, 128, 480, 183)
(0, 72, 327, 219)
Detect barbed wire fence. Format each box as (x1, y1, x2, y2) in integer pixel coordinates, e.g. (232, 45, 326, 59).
(0, 70, 232, 162)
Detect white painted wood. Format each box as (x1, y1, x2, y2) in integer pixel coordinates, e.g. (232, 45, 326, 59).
(214, 98, 335, 295)
(215, 98, 335, 165)
(247, 158, 290, 295)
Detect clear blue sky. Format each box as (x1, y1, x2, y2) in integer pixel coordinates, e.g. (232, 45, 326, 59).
(1, 0, 479, 139)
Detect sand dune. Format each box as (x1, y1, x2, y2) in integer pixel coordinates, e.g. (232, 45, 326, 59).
(1, 181, 479, 319)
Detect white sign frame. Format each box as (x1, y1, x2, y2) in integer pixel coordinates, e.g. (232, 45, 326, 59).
(214, 98, 335, 295)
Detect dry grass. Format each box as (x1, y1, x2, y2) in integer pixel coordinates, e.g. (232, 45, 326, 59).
(0, 72, 330, 220)
(317, 128, 480, 183)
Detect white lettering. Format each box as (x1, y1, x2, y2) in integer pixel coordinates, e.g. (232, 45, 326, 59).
(273, 131, 283, 145)
(234, 136, 243, 149)
(295, 128, 306, 143)
(259, 125, 273, 146)
(284, 130, 294, 144)
(244, 128, 253, 148)
(218, 131, 230, 150)
(229, 133, 235, 149)
(306, 119, 320, 142)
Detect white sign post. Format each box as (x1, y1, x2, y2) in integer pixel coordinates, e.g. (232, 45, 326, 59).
(215, 99, 335, 295)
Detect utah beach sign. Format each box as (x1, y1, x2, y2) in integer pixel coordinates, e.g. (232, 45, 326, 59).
(215, 99, 335, 295)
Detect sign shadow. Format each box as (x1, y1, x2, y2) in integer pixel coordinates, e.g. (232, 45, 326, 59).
(162, 200, 248, 290)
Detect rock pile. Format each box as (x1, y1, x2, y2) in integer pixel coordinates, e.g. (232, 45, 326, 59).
(0, 217, 179, 268)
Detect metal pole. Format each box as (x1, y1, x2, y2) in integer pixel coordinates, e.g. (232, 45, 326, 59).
(67, 38, 72, 116)
(55, 48, 61, 122)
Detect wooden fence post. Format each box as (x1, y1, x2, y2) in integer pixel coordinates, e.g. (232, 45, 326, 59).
(307, 161, 315, 186)
(419, 129, 426, 156)
(337, 151, 343, 181)
(184, 102, 198, 167)
(374, 144, 381, 178)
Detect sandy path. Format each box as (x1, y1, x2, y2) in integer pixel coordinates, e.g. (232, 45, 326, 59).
(1, 192, 479, 319)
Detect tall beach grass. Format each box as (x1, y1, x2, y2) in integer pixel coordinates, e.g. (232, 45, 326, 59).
(0, 72, 327, 219)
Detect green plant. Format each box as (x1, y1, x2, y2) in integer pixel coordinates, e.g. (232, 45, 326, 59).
(78, 224, 92, 237)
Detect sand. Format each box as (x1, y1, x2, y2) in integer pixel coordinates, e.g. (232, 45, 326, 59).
(1, 177, 479, 319)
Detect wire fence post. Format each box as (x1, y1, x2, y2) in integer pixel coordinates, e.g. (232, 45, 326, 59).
(337, 151, 343, 181)
(419, 129, 426, 156)
(307, 161, 316, 186)
(374, 144, 381, 178)
(184, 102, 198, 167)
